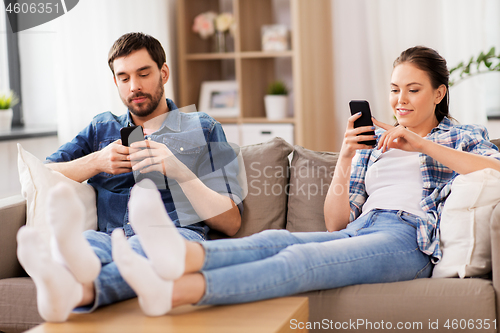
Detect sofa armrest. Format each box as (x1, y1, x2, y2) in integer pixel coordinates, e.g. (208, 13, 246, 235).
(490, 203, 500, 324)
(0, 195, 27, 279)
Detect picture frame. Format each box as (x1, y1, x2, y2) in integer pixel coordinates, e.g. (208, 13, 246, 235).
(261, 24, 289, 52)
(199, 81, 239, 118)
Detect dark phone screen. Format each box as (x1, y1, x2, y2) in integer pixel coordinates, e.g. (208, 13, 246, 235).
(120, 125, 144, 147)
(349, 100, 376, 146)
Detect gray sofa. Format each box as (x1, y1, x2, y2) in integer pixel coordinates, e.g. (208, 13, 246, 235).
(2, 137, 500, 333)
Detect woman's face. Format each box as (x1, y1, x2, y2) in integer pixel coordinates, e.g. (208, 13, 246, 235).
(390, 62, 446, 136)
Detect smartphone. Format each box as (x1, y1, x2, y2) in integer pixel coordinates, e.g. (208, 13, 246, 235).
(349, 100, 376, 146)
(120, 125, 144, 147)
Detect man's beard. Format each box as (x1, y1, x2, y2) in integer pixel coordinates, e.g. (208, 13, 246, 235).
(124, 77, 164, 118)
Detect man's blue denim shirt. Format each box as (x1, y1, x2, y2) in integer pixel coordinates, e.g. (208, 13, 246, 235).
(46, 99, 243, 239)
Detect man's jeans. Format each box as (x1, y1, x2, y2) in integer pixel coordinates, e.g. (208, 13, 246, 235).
(74, 228, 204, 313)
(198, 209, 432, 305)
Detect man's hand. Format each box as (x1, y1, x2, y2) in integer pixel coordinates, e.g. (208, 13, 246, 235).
(95, 139, 132, 175)
(128, 140, 193, 182)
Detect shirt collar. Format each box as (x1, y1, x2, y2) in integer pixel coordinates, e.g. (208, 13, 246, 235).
(125, 98, 181, 132)
(430, 116, 453, 134)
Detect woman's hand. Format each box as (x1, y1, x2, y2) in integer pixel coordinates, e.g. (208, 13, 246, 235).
(340, 112, 378, 159)
(128, 140, 194, 182)
(372, 118, 426, 153)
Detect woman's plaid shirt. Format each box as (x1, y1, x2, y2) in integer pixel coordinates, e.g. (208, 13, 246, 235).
(348, 117, 500, 263)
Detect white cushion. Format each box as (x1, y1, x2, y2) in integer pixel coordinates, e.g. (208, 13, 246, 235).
(432, 168, 500, 278)
(17, 144, 97, 244)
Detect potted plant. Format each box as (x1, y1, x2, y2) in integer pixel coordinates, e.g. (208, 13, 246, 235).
(264, 81, 289, 120)
(0, 91, 18, 132)
(449, 46, 500, 86)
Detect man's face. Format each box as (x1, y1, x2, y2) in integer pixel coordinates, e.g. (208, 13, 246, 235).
(113, 48, 168, 119)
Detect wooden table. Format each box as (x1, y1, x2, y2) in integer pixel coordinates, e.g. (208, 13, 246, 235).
(27, 297, 309, 333)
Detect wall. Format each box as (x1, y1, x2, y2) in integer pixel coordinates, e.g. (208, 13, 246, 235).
(0, 137, 60, 199)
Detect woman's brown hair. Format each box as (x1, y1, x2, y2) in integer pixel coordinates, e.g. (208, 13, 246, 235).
(393, 46, 450, 122)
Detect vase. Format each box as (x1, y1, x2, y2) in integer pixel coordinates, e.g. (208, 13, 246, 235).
(214, 31, 227, 53)
(0, 109, 13, 132)
(264, 95, 288, 120)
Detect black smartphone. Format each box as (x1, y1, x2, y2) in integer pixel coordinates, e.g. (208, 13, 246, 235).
(349, 100, 376, 146)
(120, 125, 144, 147)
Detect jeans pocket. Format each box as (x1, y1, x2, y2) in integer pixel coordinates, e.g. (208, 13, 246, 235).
(414, 260, 433, 279)
(397, 211, 419, 229)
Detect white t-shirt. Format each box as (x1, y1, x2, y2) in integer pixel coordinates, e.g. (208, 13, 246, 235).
(361, 149, 426, 218)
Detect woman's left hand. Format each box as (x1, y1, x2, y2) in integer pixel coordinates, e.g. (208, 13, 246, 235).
(372, 118, 426, 153)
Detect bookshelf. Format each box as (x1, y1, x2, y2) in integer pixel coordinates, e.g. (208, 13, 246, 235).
(176, 0, 336, 151)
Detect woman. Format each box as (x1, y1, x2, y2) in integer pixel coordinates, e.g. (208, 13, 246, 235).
(105, 46, 500, 316)
(19, 46, 500, 319)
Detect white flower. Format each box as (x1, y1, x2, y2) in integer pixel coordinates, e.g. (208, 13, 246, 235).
(215, 12, 234, 32)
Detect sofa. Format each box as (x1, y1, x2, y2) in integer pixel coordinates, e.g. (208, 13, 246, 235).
(2, 137, 500, 333)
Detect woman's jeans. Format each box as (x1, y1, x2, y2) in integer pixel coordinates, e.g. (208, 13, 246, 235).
(198, 209, 432, 305)
(74, 227, 204, 313)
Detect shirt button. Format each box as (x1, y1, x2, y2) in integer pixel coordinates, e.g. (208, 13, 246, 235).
(147, 137, 152, 141)
(180, 147, 184, 151)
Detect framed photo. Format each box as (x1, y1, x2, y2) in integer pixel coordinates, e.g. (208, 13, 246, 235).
(261, 25, 289, 52)
(199, 81, 239, 118)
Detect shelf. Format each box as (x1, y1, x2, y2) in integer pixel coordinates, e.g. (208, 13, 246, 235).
(185, 51, 293, 61)
(216, 117, 296, 125)
(240, 51, 293, 59)
(241, 117, 295, 124)
(177, 0, 336, 151)
(216, 118, 239, 124)
(186, 53, 237, 60)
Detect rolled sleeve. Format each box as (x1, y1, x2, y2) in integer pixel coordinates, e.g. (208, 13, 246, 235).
(45, 123, 95, 163)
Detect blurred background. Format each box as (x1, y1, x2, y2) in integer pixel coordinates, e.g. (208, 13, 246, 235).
(1, 0, 499, 198)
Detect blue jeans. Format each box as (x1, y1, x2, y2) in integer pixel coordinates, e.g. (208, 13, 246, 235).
(198, 209, 432, 305)
(74, 227, 204, 313)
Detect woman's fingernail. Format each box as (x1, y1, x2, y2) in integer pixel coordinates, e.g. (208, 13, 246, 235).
(357, 112, 362, 115)
(371, 126, 376, 130)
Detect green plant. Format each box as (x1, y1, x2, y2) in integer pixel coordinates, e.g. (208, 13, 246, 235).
(267, 81, 288, 95)
(449, 46, 500, 86)
(0, 91, 19, 110)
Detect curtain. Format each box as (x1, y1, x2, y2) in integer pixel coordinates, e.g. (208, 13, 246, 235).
(332, 0, 500, 149)
(19, 0, 176, 144)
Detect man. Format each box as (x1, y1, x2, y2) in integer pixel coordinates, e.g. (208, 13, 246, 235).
(16, 32, 243, 322)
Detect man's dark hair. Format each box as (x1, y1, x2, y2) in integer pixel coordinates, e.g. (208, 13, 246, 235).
(108, 32, 166, 76)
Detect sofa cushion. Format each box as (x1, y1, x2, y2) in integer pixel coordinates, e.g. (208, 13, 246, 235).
(17, 144, 97, 245)
(490, 138, 500, 149)
(0, 196, 26, 280)
(0, 277, 42, 333)
(222, 137, 293, 238)
(286, 146, 338, 232)
(299, 278, 496, 331)
(432, 168, 500, 278)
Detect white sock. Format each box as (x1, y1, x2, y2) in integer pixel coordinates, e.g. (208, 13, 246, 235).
(47, 183, 100, 284)
(128, 179, 186, 280)
(112, 229, 173, 316)
(17, 226, 83, 322)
